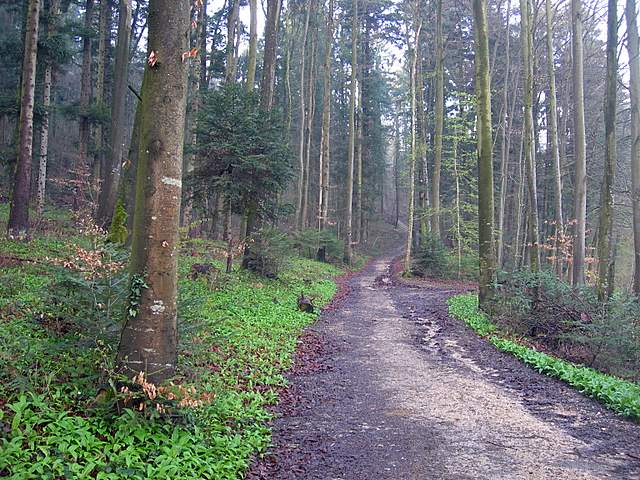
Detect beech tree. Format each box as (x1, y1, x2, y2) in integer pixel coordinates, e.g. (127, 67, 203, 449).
(7, 0, 40, 239)
(117, 0, 190, 383)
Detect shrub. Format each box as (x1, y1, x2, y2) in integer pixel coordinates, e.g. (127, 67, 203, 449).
(413, 233, 449, 277)
(242, 227, 292, 278)
(292, 228, 344, 264)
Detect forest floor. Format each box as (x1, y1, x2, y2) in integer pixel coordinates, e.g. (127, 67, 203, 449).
(248, 253, 640, 480)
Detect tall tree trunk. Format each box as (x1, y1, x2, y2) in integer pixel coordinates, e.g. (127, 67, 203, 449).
(394, 101, 401, 229)
(297, 2, 312, 230)
(544, 0, 565, 276)
(97, 0, 132, 228)
(225, 0, 240, 84)
(403, 13, 421, 273)
(302, 27, 317, 229)
(496, 0, 511, 267)
(626, 0, 640, 295)
(90, 0, 110, 203)
(344, 0, 358, 265)
(317, 0, 334, 262)
(36, 0, 61, 217)
(117, 0, 189, 384)
(356, 63, 364, 244)
(513, 133, 525, 270)
(597, 0, 617, 299)
(521, 0, 540, 273)
(246, 0, 258, 91)
(473, 0, 496, 306)
(200, 0, 208, 91)
(260, 0, 283, 110)
(431, 0, 444, 239)
(571, 0, 587, 285)
(77, 0, 95, 209)
(7, 0, 40, 239)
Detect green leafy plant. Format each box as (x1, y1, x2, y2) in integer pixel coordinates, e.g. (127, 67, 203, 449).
(448, 293, 640, 421)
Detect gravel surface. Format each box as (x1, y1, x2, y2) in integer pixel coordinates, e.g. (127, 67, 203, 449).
(248, 254, 640, 479)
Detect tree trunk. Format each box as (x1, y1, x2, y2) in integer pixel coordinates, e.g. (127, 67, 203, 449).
(571, 0, 587, 285)
(317, 0, 334, 262)
(36, 0, 61, 217)
(521, 0, 540, 273)
(431, 0, 444, 239)
(92, 0, 111, 201)
(626, 0, 640, 295)
(394, 101, 400, 229)
(77, 0, 94, 209)
(344, 0, 358, 265)
(296, 2, 312, 230)
(403, 13, 421, 273)
(97, 0, 132, 228)
(302, 27, 317, 229)
(225, 0, 240, 84)
(597, 0, 617, 299)
(544, 0, 565, 276)
(200, 0, 208, 91)
(7, 0, 40, 239)
(117, 0, 189, 384)
(246, 0, 258, 91)
(473, 0, 496, 306)
(496, 0, 511, 267)
(260, 0, 282, 110)
(356, 63, 364, 244)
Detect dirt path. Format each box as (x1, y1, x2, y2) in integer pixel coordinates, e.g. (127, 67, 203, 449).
(249, 254, 640, 479)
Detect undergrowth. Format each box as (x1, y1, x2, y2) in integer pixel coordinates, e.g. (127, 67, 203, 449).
(0, 216, 342, 479)
(448, 294, 640, 421)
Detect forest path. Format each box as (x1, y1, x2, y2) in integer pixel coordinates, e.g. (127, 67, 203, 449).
(248, 254, 640, 479)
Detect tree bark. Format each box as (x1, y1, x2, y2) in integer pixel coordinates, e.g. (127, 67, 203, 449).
(473, 0, 496, 306)
(225, 0, 240, 84)
(77, 0, 95, 209)
(431, 0, 444, 239)
(302, 26, 318, 229)
(596, 0, 617, 299)
(317, 0, 334, 262)
(626, 0, 640, 295)
(36, 0, 61, 217)
(260, 0, 282, 110)
(544, 0, 565, 276)
(7, 0, 40, 239)
(297, 2, 312, 230)
(117, 0, 189, 384)
(403, 12, 421, 273)
(246, 0, 258, 91)
(496, 0, 511, 267)
(344, 0, 358, 265)
(97, 0, 132, 228)
(571, 0, 587, 285)
(521, 0, 541, 273)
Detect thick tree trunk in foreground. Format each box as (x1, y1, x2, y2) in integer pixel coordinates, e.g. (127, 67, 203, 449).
(7, 0, 40, 239)
(344, 0, 358, 265)
(97, 0, 132, 228)
(571, 0, 587, 285)
(596, 0, 617, 299)
(117, 0, 189, 384)
(627, 0, 640, 295)
(473, 0, 496, 306)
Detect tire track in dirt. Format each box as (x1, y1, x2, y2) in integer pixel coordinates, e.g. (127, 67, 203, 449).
(248, 255, 640, 479)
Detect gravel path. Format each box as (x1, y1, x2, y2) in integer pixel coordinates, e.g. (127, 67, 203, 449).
(248, 254, 640, 479)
